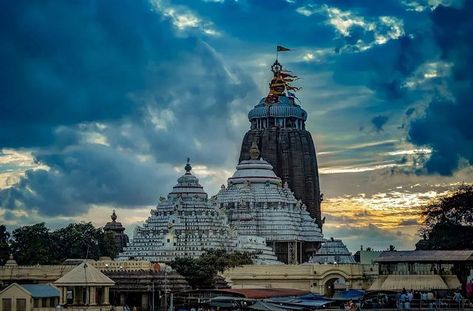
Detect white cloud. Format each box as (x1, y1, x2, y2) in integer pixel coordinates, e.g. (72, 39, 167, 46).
(296, 5, 405, 52)
(151, 0, 220, 36)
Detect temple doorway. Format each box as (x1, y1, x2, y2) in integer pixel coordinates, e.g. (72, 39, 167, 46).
(324, 276, 347, 297)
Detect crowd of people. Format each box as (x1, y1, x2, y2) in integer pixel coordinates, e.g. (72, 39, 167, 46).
(396, 288, 467, 310)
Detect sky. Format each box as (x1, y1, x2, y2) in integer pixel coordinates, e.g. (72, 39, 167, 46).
(1, 0, 472, 252)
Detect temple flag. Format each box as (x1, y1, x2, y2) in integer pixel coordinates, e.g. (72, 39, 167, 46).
(277, 45, 290, 52)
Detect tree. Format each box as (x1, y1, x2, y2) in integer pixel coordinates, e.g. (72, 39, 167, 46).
(10, 223, 55, 265)
(0, 225, 10, 265)
(170, 249, 254, 289)
(9, 222, 118, 265)
(100, 231, 118, 259)
(417, 185, 473, 250)
(52, 222, 118, 261)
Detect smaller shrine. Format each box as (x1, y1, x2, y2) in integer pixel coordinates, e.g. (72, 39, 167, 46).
(103, 210, 129, 253)
(54, 261, 114, 310)
(309, 238, 355, 264)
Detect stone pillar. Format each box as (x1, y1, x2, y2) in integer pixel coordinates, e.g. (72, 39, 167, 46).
(73, 287, 80, 305)
(85, 286, 89, 306)
(104, 287, 110, 305)
(59, 287, 65, 305)
(89, 287, 97, 305)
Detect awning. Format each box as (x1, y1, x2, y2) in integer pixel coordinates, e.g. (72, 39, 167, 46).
(249, 301, 292, 311)
(332, 289, 365, 301)
(443, 275, 462, 289)
(369, 275, 450, 291)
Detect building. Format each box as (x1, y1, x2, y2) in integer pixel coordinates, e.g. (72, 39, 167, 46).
(54, 261, 114, 310)
(215, 142, 323, 264)
(309, 238, 355, 264)
(103, 210, 129, 253)
(223, 263, 378, 297)
(119, 160, 279, 264)
(369, 250, 473, 291)
(239, 60, 322, 225)
(0, 283, 59, 311)
(0, 259, 191, 311)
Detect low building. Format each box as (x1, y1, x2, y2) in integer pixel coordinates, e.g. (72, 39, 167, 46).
(54, 261, 114, 311)
(370, 250, 473, 292)
(0, 283, 59, 311)
(223, 263, 378, 297)
(0, 259, 191, 311)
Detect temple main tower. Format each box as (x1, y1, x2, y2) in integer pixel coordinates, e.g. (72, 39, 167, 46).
(239, 60, 323, 226)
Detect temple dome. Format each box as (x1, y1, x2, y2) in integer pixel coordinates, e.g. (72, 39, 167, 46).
(248, 96, 307, 121)
(228, 158, 280, 185)
(169, 159, 207, 200)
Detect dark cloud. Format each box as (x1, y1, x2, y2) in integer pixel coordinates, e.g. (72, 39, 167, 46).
(399, 219, 419, 226)
(0, 144, 177, 216)
(408, 2, 473, 175)
(0, 0, 257, 217)
(0, 0, 207, 148)
(371, 115, 389, 132)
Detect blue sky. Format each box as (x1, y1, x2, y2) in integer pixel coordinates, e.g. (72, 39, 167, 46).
(1, 0, 472, 251)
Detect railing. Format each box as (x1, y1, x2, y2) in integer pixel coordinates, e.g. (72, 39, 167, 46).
(357, 298, 473, 310)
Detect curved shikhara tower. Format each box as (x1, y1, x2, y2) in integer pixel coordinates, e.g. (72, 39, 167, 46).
(119, 160, 280, 264)
(215, 142, 324, 264)
(239, 60, 323, 226)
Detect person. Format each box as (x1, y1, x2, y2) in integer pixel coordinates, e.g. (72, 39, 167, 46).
(406, 289, 413, 309)
(345, 300, 356, 311)
(400, 289, 408, 310)
(453, 290, 463, 308)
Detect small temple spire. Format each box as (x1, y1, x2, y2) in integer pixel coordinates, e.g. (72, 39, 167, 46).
(111, 209, 117, 222)
(249, 141, 260, 160)
(185, 157, 192, 174)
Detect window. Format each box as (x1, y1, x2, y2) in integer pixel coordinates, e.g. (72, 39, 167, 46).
(34, 299, 39, 308)
(16, 299, 26, 311)
(2, 299, 11, 311)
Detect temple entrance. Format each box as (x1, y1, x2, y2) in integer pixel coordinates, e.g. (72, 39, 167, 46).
(323, 276, 347, 297)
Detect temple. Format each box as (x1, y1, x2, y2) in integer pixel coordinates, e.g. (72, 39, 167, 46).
(103, 210, 129, 253)
(239, 60, 323, 226)
(308, 237, 356, 264)
(214, 141, 324, 264)
(119, 160, 280, 264)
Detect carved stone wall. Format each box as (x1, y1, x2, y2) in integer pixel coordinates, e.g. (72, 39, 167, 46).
(239, 128, 322, 226)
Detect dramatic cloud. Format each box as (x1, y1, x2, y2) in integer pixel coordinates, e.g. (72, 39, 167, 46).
(0, 145, 177, 216)
(0, 0, 256, 218)
(408, 2, 473, 175)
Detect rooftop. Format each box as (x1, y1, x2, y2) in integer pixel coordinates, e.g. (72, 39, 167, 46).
(55, 261, 115, 286)
(19, 284, 59, 298)
(376, 250, 473, 263)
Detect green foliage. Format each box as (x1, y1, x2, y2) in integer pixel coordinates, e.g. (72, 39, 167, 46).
(9, 222, 119, 264)
(418, 185, 473, 250)
(170, 249, 254, 289)
(101, 231, 118, 259)
(10, 223, 56, 265)
(0, 225, 11, 265)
